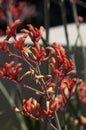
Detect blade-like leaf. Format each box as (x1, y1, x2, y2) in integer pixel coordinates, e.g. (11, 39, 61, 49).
(0, 82, 28, 130)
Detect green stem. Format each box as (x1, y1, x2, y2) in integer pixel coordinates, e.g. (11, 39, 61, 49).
(80, 125, 84, 130)
(71, 1, 86, 81)
(49, 122, 58, 130)
(60, 0, 70, 55)
(54, 111, 62, 130)
(77, 0, 86, 9)
(44, 0, 50, 42)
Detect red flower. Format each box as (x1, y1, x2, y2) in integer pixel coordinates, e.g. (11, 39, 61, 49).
(53, 42, 66, 66)
(22, 98, 33, 114)
(0, 40, 10, 53)
(27, 24, 44, 42)
(32, 44, 46, 62)
(22, 97, 43, 119)
(6, 20, 21, 39)
(49, 56, 64, 80)
(41, 81, 56, 96)
(60, 78, 77, 99)
(0, 61, 22, 81)
(14, 34, 28, 51)
(64, 58, 74, 74)
(49, 43, 74, 79)
(52, 42, 74, 71)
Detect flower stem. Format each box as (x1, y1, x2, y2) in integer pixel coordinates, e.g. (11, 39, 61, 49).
(54, 111, 62, 130)
(36, 64, 50, 99)
(9, 52, 22, 59)
(21, 83, 44, 96)
(44, 0, 50, 42)
(60, 0, 70, 55)
(49, 122, 58, 130)
(71, 1, 86, 81)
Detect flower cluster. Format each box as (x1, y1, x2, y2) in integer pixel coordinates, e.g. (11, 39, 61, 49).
(0, 20, 82, 129)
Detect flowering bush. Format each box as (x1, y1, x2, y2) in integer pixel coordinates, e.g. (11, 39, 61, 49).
(0, 20, 86, 130)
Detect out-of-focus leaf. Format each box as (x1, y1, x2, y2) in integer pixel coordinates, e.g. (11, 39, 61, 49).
(0, 82, 14, 106)
(16, 84, 23, 103)
(0, 82, 28, 130)
(0, 119, 18, 130)
(1, 119, 12, 130)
